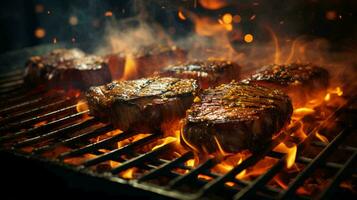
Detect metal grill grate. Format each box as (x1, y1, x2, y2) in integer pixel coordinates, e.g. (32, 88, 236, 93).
(0, 70, 356, 200)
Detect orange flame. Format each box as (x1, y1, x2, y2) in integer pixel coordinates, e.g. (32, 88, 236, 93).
(120, 167, 138, 179)
(199, 0, 228, 10)
(315, 131, 329, 143)
(151, 137, 177, 151)
(178, 10, 186, 20)
(121, 54, 138, 80)
(76, 100, 89, 112)
(273, 143, 297, 169)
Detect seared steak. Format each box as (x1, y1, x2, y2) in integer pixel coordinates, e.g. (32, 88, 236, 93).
(86, 77, 198, 132)
(157, 60, 240, 89)
(107, 45, 186, 80)
(181, 81, 292, 154)
(24, 48, 111, 89)
(243, 63, 329, 107)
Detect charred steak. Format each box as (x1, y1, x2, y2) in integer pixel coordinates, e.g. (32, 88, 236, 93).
(157, 60, 240, 89)
(181, 81, 293, 154)
(24, 48, 111, 89)
(243, 63, 329, 107)
(86, 77, 198, 132)
(107, 45, 186, 80)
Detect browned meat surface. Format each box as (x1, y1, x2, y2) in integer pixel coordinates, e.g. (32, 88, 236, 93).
(107, 45, 186, 80)
(181, 81, 293, 154)
(24, 48, 112, 89)
(157, 60, 240, 89)
(86, 77, 198, 132)
(243, 63, 329, 107)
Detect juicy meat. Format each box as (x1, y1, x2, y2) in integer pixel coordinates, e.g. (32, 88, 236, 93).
(157, 60, 240, 89)
(24, 48, 111, 89)
(86, 77, 198, 132)
(243, 63, 329, 107)
(182, 82, 293, 154)
(107, 45, 186, 80)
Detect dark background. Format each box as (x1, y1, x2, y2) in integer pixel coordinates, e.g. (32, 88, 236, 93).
(0, 0, 356, 54)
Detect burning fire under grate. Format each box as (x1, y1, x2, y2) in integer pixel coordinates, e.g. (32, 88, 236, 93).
(0, 1, 357, 199)
(0, 63, 356, 199)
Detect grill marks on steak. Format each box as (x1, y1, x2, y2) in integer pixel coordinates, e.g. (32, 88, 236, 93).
(243, 63, 329, 107)
(24, 48, 111, 89)
(158, 60, 240, 89)
(182, 82, 293, 154)
(86, 77, 198, 132)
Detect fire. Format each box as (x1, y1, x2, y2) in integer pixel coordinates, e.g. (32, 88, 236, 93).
(194, 16, 227, 36)
(315, 131, 329, 143)
(273, 175, 288, 189)
(117, 133, 148, 149)
(273, 142, 297, 169)
(76, 100, 89, 112)
(121, 54, 138, 80)
(212, 151, 251, 177)
(199, 0, 228, 10)
(235, 157, 247, 179)
(222, 13, 232, 24)
(244, 34, 254, 43)
(151, 136, 177, 151)
(104, 11, 113, 17)
(33, 120, 47, 127)
(34, 27, 46, 39)
(213, 136, 231, 157)
(120, 167, 138, 179)
(293, 107, 315, 116)
(178, 10, 186, 20)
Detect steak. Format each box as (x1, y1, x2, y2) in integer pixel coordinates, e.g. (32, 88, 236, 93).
(24, 48, 112, 89)
(181, 81, 293, 154)
(86, 77, 198, 132)
(243, 63, 329, 107)
(107, 45, 186, 80)
(157, 60, 240, 89)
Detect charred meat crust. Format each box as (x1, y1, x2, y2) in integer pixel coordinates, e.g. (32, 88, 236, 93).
(182, 81, 293, 154)
(243, 63, 329, 107)
(158, 60, 240, 89)
(24, 48, 111, 89)
(86, 77, 198, 132)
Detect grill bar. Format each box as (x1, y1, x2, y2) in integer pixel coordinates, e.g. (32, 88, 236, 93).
(81, 134, 159, 167)
(278, 129, 349, 199)
(317, 150, 357, 200)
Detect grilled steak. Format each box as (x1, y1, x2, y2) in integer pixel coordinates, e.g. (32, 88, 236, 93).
(157, 60, 240, 89)
(24, 48, 112, 89)
(86, 77, 198, 132)
(181, 81, 292, 154)
(107, 45, 186, 80)
(243, 63, 329, 107)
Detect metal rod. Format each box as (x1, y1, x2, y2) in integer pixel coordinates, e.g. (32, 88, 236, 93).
(317, 151, 357, 200)
(32, 124, 114, 154)
(168, 158, 216, 188)
(14, 117, 97, 148)
(81, 134, 159, 167)
(111, 141, 174, 174)
(0, 110, 90, 144)
(139, 152, 194, 182)
(278, 130, 348, 199)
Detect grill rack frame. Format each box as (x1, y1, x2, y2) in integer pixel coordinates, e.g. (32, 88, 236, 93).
(0, 68, 356, 200)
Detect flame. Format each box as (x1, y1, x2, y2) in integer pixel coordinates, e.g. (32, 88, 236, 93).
(315, 131, 329, 143)
(76, 100, 89, 112)
(151, 136, 177, 151)
(273, 175, 288, 189)
(194, 16, 227, 36)
(293, 107, 315, 116)
(212, 151, 251, 177)
(178, 10, 186, 20)
(213, 136, 231, 157)
(199, 0, 228, 10)
(235, 157, 247, 179)
(120, 167, 138, 179)
(121, 54, 138, 80)
(198, 174, 212, 181)
(117, 133, 149, 149)
(34, 120, 47, 127)
(274, 143, 297, 169)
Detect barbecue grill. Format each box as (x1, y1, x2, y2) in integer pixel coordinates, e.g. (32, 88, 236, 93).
(0, 44, 356, 199)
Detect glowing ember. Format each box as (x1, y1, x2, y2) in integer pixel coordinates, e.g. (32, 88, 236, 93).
(35, 4, 44, 13)
(293, 107, 315, 116)
(117, 133, 149, 149)
(199, 0, 228, 10)
(244, 34, 254, 43)
(326, 10, 337, 20)
(315, 131, 329, 143)
(76, 100, 89, 113)
(222, 13, 233, 24)
(178, 10, 186, 20)
(198, 174, 212, 181)
(105, 11, 113, 17)
(273, 143, 297, 169)
(34, 28, 46, 39)
(33, 120, 47, 127)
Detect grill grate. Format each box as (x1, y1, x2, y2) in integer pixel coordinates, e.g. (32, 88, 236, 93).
(0, 71, 356, 200)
